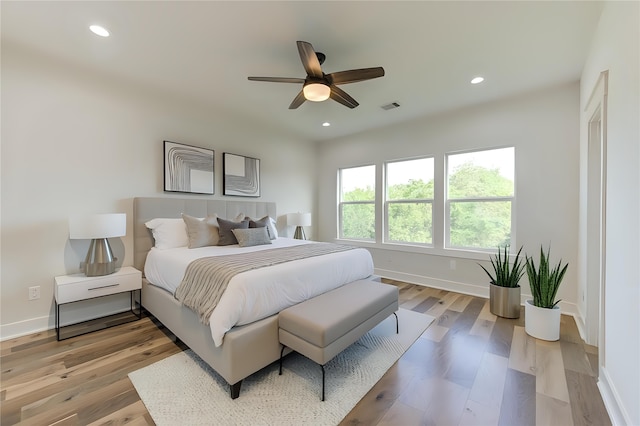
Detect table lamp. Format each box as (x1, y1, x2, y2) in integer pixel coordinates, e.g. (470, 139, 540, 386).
(69, 213, 126, 276)
(287, 212, 311, 240)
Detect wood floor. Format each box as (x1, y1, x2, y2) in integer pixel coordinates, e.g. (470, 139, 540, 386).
(1, 280, 611, 425)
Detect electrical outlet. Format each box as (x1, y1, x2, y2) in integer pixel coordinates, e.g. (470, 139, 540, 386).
(449, 260, 456, 270)
(28, 286, 40, 300)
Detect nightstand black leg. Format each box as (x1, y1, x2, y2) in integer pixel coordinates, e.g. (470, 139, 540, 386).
(56, 303, 60, 341)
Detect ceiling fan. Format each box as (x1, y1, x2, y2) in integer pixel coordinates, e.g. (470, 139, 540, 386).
(248, 41, 385, 109)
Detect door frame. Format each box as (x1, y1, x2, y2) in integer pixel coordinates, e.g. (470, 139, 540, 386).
(583, 70, 608, 368)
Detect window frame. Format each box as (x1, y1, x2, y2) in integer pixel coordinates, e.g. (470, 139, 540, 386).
(335, 146, 517, 258)
(337, 165, 376, 242)
(444, 147, 516, 251)
(383, 156, 435, 247)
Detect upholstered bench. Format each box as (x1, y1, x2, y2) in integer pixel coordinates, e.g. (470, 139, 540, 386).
(278, 279, 399, 400)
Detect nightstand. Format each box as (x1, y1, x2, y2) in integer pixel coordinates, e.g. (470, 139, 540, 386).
(54, 266, 142, 341)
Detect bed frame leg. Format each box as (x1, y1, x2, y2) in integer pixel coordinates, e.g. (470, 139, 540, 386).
(393, 312, 399, 334)
(230, 381, 242, 399)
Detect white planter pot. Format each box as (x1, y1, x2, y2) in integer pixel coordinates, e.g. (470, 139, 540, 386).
(524, 299, 560, 341)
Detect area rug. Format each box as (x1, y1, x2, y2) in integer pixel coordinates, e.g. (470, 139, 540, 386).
(129, 308, 434, 426)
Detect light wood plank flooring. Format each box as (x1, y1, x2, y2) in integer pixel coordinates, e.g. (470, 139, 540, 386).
(1, 280, 611, 425)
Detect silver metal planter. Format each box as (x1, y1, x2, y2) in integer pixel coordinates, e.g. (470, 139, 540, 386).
(489, 283, 521, 319)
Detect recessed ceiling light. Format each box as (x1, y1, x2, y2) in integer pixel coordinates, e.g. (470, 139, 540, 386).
(89, 25, 110, 37)
(471, 76, 484, 84)
(322, 122, 331, 127)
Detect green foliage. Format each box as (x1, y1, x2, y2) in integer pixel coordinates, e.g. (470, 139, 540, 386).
(526, 246, 568, 309)
(479, 245, 525, 288)
(449, 201, 511, 248)
(388, 202, 432, 243)
(388, 179, 434, 200)
(343, 186, 374, 202)
(341, 203, 375, 240)
(448, 162, 513, 248)
(448, 163, 513, 198)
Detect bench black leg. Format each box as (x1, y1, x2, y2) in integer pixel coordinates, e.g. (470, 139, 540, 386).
(230, 381, 242, 399)
(393, 312, 399, 334)
(321, 364, 326, 401)
(279, 344, 286, 375)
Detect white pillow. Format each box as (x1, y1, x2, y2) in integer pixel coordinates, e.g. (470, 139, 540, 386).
(145, 218, 189, 249)
(269, 217, 279, 238)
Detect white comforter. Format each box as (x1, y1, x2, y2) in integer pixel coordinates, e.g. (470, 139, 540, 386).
(144, 238, 374, 346)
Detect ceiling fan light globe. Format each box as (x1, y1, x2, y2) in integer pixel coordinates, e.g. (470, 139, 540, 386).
(303, 83, 330, 102)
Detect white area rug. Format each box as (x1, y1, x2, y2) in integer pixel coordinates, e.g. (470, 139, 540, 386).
(129, 308, 434, 426)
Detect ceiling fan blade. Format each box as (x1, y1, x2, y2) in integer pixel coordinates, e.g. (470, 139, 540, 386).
(329, 85, 359, 109)
(289, 90, 306, 109)
(248, 77, 306, 84)
(328, 67, 385, 85)
(297, 41, 323, 78)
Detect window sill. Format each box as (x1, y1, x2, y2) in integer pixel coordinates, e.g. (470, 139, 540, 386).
(333, 238, 494, 261)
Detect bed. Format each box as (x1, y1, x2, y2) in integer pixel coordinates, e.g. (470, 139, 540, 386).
(133, 197, 375, 398)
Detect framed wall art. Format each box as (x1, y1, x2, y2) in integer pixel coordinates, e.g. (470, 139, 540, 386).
(164, 140, 214, 194)
(223, 153, 260, 197)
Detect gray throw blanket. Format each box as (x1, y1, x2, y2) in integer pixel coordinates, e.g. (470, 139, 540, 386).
(175, 243, 356, 325)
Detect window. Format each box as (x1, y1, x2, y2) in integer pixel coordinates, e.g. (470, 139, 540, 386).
(339, 165, 376, 241)
(385, 157, 434, 245)
(446, 147, 514, 250)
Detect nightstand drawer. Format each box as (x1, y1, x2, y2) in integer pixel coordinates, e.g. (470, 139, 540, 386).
(55, 267, 141, 304)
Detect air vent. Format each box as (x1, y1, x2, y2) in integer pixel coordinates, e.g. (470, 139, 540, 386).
(381, 102, 400, 110)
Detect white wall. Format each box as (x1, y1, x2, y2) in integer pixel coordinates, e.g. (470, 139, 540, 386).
(317, 83, 580, 310)
(0, 43, 316, 338)
(580, 2, 640, 424)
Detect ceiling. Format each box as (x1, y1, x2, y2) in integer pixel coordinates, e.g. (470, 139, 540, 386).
(2, 1, 603, 142)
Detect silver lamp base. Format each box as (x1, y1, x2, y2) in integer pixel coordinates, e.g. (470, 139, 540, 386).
(84, 238, 118, 276)
(293, 226, 307, 240)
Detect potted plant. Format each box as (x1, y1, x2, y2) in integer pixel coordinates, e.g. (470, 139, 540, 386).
(479, 245, 525, 319)
(524, 246, 569, 341)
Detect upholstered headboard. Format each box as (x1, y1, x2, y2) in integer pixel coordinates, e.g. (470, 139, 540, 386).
(133, 197, 277, 271)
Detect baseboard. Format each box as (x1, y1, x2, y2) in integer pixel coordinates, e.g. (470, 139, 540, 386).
(375, 268, 488, 298)
(0, 306, 134, 342)
(557, 300, 579, 320)
(0, 315, 53, 341)
(375, 268, 580, 318)
(598, 366, 632, 425)
(572, 306, 588, 342)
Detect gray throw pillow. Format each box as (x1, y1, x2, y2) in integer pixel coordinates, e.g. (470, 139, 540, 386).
(182, 214, 219, 248)
(232, 227, 272, 248)
(249, 215, 277, 240)
(217, 217, 249, 245)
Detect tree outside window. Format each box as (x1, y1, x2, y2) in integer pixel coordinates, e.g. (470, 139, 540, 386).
(446, 148, 514, 250)
(385, 157, 434, 245)
(339, 165, 375, 241)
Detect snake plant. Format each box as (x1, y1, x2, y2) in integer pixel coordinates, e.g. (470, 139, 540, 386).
(526, 246, 568, 308)
(479, 245, 526, 288)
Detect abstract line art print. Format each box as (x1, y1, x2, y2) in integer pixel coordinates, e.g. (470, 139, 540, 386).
(223, 153, 260, 197)
(164, 141, 214, 194)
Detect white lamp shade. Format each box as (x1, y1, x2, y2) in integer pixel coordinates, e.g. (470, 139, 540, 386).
(303, 83, 330, 102)
(69, 213, 126, 239)
(287, 212, 312, 227)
